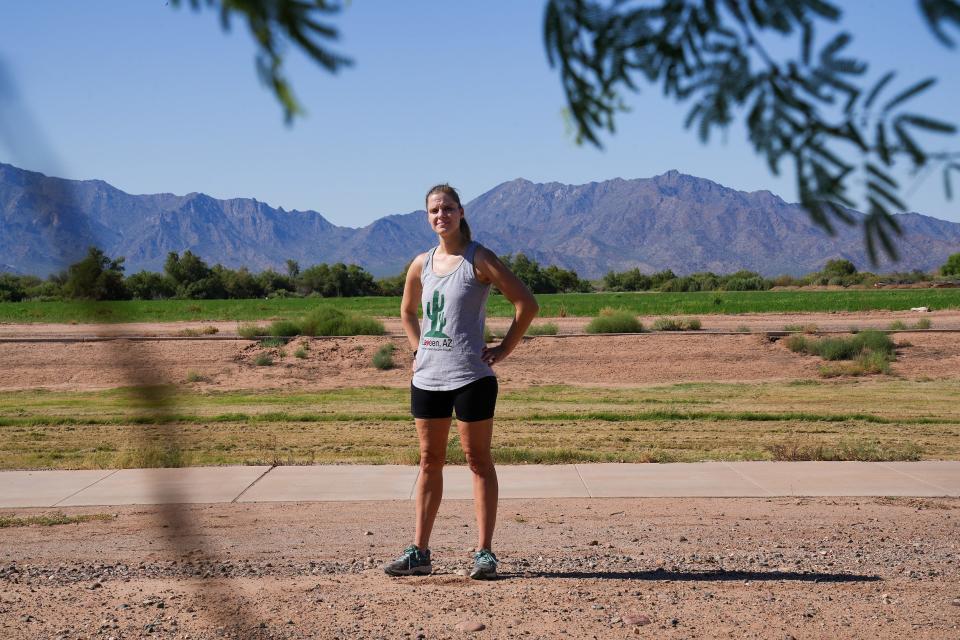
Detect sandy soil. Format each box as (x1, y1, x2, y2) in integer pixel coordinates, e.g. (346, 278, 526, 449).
(2, 498, 958, 639)
(0, 329, 957, 391)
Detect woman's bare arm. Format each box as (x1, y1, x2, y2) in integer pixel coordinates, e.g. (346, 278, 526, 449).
(475, 247, 539, 365)
(400, 255, 425, 358)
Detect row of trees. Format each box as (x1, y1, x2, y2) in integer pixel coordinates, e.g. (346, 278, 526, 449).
(2, 249, 959, 303)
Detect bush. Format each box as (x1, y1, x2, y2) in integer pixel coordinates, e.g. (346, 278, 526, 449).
(526, 322, 559, 336)
(585, 308, 643, 334)
(940, 252, 960, 276)
(783, 334, 811, 353)
(300, 308, 384, 336)
(372, 344, 396, 370)
(259, 337, 287, 348)
(887, 320, 907, 331)
(184, 370, 208, 383)
(786, 330, 896, 376)
(294, 347, 308, 359)
(652, 317, 701, 331)
(176, 325, 219, 337)
(819, 351, 892, 377)
(816, 336, 863, 360)
(915, 318, 932, 330)
(254, 354, 273, 366)
(269, 319, 302, 337)
(784, 323, 818, 333)
(237, 323, 267, 339)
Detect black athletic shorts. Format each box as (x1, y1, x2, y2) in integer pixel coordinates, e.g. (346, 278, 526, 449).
(411, 376, 498, 422)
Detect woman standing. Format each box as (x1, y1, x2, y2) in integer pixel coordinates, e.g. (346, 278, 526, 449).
(384, 184, 538, 580)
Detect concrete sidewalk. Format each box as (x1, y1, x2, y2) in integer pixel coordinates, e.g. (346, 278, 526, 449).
(2, 461, 958, 508)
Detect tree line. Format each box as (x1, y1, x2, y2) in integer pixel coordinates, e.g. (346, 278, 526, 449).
(1, 248, 958, 303)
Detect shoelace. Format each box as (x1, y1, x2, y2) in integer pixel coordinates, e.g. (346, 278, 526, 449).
(402, 545, 423, 564)
(474, 549, 497, 565)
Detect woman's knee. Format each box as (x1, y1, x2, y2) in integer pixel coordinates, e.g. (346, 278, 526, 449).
(464, 452, 495, 477)
(419, 448, 446, 472)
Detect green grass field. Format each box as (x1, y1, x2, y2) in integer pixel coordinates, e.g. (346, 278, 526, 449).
(2, 380, 956, 469)
(2, 289, 959, 323)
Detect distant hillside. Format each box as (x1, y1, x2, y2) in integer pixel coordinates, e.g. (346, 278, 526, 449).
(2, 162, 958, 278)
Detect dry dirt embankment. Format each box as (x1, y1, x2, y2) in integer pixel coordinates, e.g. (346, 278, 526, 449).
(0, 319, 959, 391)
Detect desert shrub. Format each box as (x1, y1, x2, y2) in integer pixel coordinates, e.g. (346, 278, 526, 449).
(783, 334, 811, 353)
(816, 336, 863, 361)
(887, 320, 907, 331)
(855, 330, 895, 357)
(784, 323, 818, 333)
(118, 445, 188, 468)
(176, 325, 219, 337)
(259, 337, 286, 348)
(526, 322, 559, 336)
(185, 370, 208, 383)
(294, 347, 308, 359)
(652, 317, 700, 331)
(254, 354, 273, 366)
(269, 319, 302, 337)
(915, 318, 932, 330)
(788, 330, 896, 376)
(372, 343, 396, 370)
(765, 439, 920, 461)
(819, 351, 892, 377)
(735, 325, 751, 333)
(585, 308, 643, 334)
(300, 308, 384, 336)
(237, 323, 267, 339)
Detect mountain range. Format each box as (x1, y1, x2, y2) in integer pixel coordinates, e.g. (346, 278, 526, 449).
(2, 162, 959, 279)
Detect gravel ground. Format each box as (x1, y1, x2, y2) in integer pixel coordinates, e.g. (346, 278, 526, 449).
(2, 497, 959, 639)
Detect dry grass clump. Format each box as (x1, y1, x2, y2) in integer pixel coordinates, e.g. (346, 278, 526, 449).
(784, 323, 819, 333)
(765, 439, 921, 461)
(889, 318, 932, 331)
(652, 317, 701, 331)
(526, 322, 559, 336)
(785, 330, 896, 377)
(0, 512, 114, 528)
(175, 325, 219, 337)
(585, 308, 644, 334)
(237, 323, 267, 339)
(372, 344, 396, 370)
(254, 354, 274, 367)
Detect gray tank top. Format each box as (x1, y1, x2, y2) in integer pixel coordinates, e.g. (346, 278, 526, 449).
(412, 241, 495, 391)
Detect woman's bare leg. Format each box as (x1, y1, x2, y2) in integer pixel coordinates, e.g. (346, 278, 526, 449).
(414, 417, 451, 550)
(457, 418, 497, 550)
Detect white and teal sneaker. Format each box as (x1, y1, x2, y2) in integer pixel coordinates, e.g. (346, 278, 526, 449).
(469, 548, 498, 580)
(383, 545, 432, 576)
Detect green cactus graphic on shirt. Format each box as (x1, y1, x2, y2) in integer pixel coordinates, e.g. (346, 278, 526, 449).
(424, 290, 450, 338)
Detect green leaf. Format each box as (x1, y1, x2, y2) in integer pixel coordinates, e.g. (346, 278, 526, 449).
(898, 114, 958, 134)
(882, 77, 936, 114)
(863, 71, 895, 110)
(893, 122, 927, 165)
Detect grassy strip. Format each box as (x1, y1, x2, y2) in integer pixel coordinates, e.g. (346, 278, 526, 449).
(2, 380, 958, 469)
(4, 289, 960, 323)
(0, 512, 114, 528)
(4, 409, 957, 429)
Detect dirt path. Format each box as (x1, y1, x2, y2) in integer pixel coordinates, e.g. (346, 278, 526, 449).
(0, 330, 957, 391)
(2, 498, 958, 639)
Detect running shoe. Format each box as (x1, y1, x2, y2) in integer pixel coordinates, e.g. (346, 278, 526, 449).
(383, 545, 432, 576)
(469, 548, 498, 580)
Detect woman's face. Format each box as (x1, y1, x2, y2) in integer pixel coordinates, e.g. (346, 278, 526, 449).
(426, 192, 464, 238)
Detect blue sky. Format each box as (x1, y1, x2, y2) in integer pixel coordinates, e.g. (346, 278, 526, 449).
(1, 1, 957, 226)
